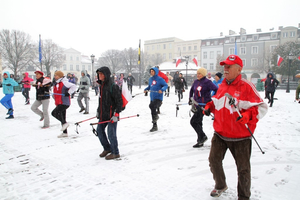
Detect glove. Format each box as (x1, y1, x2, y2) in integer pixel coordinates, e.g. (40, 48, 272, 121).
(229, 97, 235, 105)
(236, 112, 250, 125)
(188, 99, 192, 105)
(6, 83, 11, 86)
(110, 113, 119, 123)
(81, 87, 85, 90)
(65, 92, 70, 96)
(202, 104, 211, 116)
(77, 89, 79, 92)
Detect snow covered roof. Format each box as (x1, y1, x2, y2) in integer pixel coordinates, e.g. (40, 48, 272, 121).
(157, 61, 199, 73)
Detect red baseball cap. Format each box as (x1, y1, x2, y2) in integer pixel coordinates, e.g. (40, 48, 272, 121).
(220, 55, 243, 67)
(34, 71, 44, 76)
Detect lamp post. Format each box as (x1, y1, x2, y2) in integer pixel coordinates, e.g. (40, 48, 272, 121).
(286, 53, 293, 93)
(185, 56, 189, 87)
(90, 54, 95, 84)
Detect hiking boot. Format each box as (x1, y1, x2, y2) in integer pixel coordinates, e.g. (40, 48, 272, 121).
(150, 124, 158, 132)
(193, 143, 204, 148)
(105, 153, 120, 160)
(198, 135, 208, 145)
(83, 111, 89, 114)
(57, 133, 68, 138)
(6, 115, 14, 119)
(61, 123, 69, 131)
(99, 150, 112, 158)
(210, 186, 228, 197)
(79, 108, 85, 113)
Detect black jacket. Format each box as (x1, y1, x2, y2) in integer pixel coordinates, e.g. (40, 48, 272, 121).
(265, 73, 279, 92)
(97, 66, 123, 121)
(174, 77, 187, 90)
(35, 77, 51, 100)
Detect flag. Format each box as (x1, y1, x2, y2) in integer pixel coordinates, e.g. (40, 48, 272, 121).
(121, 80, 132, 108)
(138, 39, 141, 65)
(277, 55, 283, 66)
(234, 39, 237, 55)
(193, 57, 198, 66)
(39, 34, 42, 63)
(298, 55, 300, 60)
(176, 57, 181, 67)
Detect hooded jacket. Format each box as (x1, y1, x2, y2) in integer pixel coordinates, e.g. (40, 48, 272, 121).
(20, 72, 34, 89)
(265, 72, 279, 93)
(79, 70, 90, 94)
(53, 77, 76, 106)
(190, 76, 218, 105)
(2, 71, 19, 94)
(144, 67, 168, 101)
(96, 66, 123, 121)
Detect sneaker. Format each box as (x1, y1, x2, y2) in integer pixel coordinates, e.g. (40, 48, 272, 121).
(150, 124, 158, 132)
(99, 150, 112, 158)
(7, 108, 13, 115)
(83, 111, 89, 114)
(25, 101, 30, 105)
(57, 133, 68, 138)
(41, 126, 49, 129)
(6, 115, 14, 119)
(40, 116, 44, 121)
(79, 108, 85, 113)
(210, 186, 228, 197)
(61, 123, 69, 131)
(105, 153, 120, 160)
(193, 143, 204, 148)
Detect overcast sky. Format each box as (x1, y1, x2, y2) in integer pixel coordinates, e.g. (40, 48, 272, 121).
(1, 0, 299, 58)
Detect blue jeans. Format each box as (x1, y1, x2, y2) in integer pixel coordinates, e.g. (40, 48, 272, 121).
(97, 121, 119, 155)
(1, 94, 14, 115)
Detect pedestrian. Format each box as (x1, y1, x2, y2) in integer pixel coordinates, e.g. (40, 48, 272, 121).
(296, 80, 300, 103)
(173, 71, 179, 95)
(96, 66, 123, 160)
(189, 67, 218, 148)
(1, 71, 19, 119)
(207, 72, 214, 81)
(144, 67, 168, 132)
(165, 72, 173, 97)
(265, 72, 279, 107)
(68, 73, 76, 98)
(51, 71, 76, 138)
(31, 71, 52, 129)
(117, 73, 125, 91)
(77, 70, 90, 114)
(92, 75, 99, 96)
(202, 55, 268, 199)
(126, 73, 135, 94)
(19, 72, 34, 105)
(211, 72, 223, 96)
(174, 73, 187, 102)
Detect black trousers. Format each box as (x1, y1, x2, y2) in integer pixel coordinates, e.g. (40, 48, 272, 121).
(149, 99, 162, 121)
(22, 88, 30, 101)
(190, 108, 206, 142)
(52, 105, 69, 133)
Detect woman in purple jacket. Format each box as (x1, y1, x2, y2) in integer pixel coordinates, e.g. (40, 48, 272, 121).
(189, 67, 218, 148)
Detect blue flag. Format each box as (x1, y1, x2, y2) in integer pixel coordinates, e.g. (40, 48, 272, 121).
(39, 34, 42, 63)
(234, 39, 237, 55)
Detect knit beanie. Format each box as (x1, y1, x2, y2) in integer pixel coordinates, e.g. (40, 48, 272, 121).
(197, 67, 207, 76)
(55, 71, 64, 78)
(215, 72, 223, 79)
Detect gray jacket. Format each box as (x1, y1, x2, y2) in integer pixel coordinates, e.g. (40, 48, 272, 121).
(79, 70, 90, 94)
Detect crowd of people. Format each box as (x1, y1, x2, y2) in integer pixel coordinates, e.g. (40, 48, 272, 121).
(1, 55, 299, 199)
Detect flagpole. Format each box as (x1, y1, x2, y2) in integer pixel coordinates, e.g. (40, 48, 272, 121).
(138, 39, 141, 89)
(39, 34, 42, 72)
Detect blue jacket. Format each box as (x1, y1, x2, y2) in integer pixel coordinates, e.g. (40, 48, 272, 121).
(2, 71, 19, 94)
(144, 67, 168, 101)
(211, 78, 223, 96)
(190, 76, 218, 105)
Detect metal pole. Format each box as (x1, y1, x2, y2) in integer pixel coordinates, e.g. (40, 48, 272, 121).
(286, 57, 291, 93)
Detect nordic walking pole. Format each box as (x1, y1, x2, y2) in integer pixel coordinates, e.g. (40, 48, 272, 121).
(225, 93, 265, 154)
(90, 114, 140, 125)
(74, 116, 97, 134)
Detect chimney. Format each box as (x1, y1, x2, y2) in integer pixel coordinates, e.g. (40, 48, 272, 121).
(229, 30, 236, 35)
(279, 26, 283, 30)
(220, 32, 223, 36)
(269, 27, 274, 31)
(239, 28, 246, 35)
(256, 28, 262, 32)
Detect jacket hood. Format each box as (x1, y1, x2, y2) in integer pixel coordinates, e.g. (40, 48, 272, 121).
(267, 72, 274, 79)
(3, 71, 11, 79)
(150, 67, 159, 76)
(81, 70, 87, 76)
(23, 72, 29, 77)
(96, 66, 111, 83)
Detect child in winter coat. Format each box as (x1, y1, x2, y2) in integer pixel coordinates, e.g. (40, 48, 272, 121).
(1, 71, 19, 119)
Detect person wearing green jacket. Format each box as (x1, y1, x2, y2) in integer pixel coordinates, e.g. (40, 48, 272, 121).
(1, 71, 19, 119)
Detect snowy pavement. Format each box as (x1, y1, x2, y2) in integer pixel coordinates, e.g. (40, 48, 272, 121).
(0, 86, 299, 200)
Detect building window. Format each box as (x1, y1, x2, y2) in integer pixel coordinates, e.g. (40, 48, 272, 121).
(271, 33, 277, 39)
(70, 56, 73, 61)
(169, 53, 172, 59)
(241, 36, 246, 42)
(76, 57, 79, 61)
(229, 48, 234, 55)
(206, 41, 210, 46)
(252, 46, 258, 54)
(82, 65, 85, 70)
(194, 46, 197, 50)
(253, 35, 258, 41)
(70, 64, 73, 70)
(214, 40, 218, 45)
(242, 59, 246, 67)
(251, 58, 258, 67)
(163, 44, 166, 49)
(183, 47, 186, 52)
(76, 65, 79, 70)
(147, 46, 150, 51)
(290, 31, 295, 37)
(282, 32, 288, 38)
(210, 63, 214, 70)
(270, 45, 277, 52)
(203, 52, 207, 59)
(188, 46, 191, 51)
(230, 37, 235, 43)
(169, 44, 172, 49)
(203, 63, 207, 69)
(240, 47, 246, 55)
(178, 47, 181, 52)
(210, 51, 214, 59)
(63, 64, 66, 70)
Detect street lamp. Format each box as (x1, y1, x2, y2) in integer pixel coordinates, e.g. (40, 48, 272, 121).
(286, 53, 293, 93)
(90, 54, 95, 84)
(184, 56, 189, 87)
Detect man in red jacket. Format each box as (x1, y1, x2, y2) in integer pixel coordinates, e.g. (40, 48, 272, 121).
(203, 55, 268, 200)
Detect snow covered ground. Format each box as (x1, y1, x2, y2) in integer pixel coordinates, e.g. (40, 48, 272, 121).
(0, 86, 299, 200)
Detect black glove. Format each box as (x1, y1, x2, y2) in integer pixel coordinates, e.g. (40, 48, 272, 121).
(229, 98, 235, 105)
(203, 109, 211, 116)
(81, 87, 85, 90)
(77, 89, 79, 92)
(6, 83, 11, 86)
(188, 99, 192, 105)
(65, 92, 70, 96)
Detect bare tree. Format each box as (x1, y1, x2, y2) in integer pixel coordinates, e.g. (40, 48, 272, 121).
(122, 47, 138, 74)
(0, 29, 34, 76)
(215, 54, 225, 73)
(31, 39, 64, 77)
(99, 49, 123, 73)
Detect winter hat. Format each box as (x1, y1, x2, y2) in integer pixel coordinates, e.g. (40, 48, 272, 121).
(34, 71, 44, 76)
(220, 55, 243, 67)
(55, 71, 64, 78)
(215, 72, 223, 79)
(197, 67, 207, 76)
